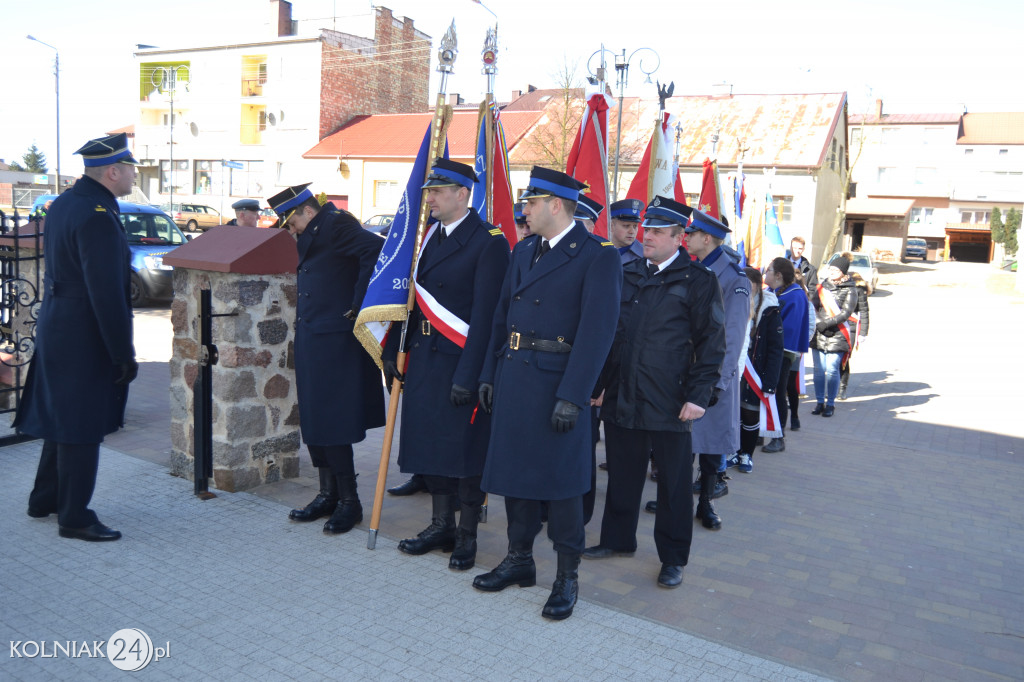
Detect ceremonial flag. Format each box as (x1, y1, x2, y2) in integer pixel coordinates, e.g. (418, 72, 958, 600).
(565, 92, 611, 237)
(732, 173, 747, 266)
(625, 111, 686, 239)
(473, 100, 516, 244)
(763, 191, 786, 262)
(743, 196, 764, 268)
(353, 125, 440, 365)
(697, 157, 723, 220)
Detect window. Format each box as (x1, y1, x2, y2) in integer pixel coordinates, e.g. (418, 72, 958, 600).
(960, 210, 990, 224)
(910, 207, 934, 224)
(880, 127, 899, 144)
(829, 139, 837, 170)
(120, 213, 185, 246)
(914, 167, 937, 185)
(159, 160, 190, 194)
(162, 113, 178, 127)
(373, 180, 400, 209)
(850, 127, 862, 147)
(964, 148, 974, 155)
(772, 196, 793, 223)
(999, 149, 1008, 156)
(685, 193, 700, 208)
(229, 161, 263, 197)
(877, 167, 894, 183)
(241, 104, 266, 144)
(194, 160, 228, 195)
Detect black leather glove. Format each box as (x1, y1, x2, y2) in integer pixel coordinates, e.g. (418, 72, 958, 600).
(450, 383, 473, 407)
(383, 360, 404, 391)
(114, 359, 139, 386)
(343, 309, 356, 320)
(478, 383, 493, 414)
(707, 388, 721, 407)
(551, 399, 581, 433)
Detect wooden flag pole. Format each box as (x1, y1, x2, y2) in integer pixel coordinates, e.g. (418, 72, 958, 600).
(367, 22, 458, 550)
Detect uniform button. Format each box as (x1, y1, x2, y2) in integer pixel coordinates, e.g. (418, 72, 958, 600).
(533, 299, 540, 305)
(513, 296, 521, 301)
(413, 342, 420, 348)
(511, 324, 517, 331)
(303, 267, 309, 273)
(296, 316, 302, 322)
(304, 292, 310, 297)
(438, 282, 444, 288)
(506, 354, 512, 360)
(524, 360, 529, 365)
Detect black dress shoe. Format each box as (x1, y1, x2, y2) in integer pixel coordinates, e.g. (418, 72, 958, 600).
(657, 564, 683, 588)
(823, 405, 835, 417)
(582, 545, 635, 559)
(59, 523, 121, 542)
(387, 475, 427, 496)
(811, 403, 825, 415)
(644, 500, 657, 514)
(288, 493, 338, 522)
(790, 416, 801, 431)
(542, 576, 578, 620)
(27, 506, 54, 518)
(473, 552, 536, 591)
(448, 530, 477, 571)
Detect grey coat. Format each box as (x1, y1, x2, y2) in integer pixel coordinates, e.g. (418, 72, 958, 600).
(690, 247, 750, 455)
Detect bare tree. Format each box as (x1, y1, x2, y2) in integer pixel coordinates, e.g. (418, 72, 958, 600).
(521, 57, 586, 169)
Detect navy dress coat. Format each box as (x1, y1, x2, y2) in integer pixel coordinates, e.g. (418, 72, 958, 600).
(480, 223, 621, 501)
(293, 204, 386, 445)
(14, 175, 135, 444)
(383, 209, 510, 478)
(690, 247, 751, 455)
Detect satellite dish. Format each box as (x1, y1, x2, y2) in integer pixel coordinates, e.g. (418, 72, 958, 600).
(267, 112, 277, 127)
(189, 122, 200, 137)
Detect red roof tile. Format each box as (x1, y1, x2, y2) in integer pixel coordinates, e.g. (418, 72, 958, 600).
(849, 113, 960, 125)
(956, 112, 1024, 145)
(304, 109, 546, 160)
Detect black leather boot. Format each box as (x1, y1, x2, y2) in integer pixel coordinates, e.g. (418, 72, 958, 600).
(449, 503, 480, 571)
(472, 547, 536, 591)
(694, 469, 722, 530)
(398, 494, 456, 555)
(323, 474, 362, 534)
(387, 474, 427, 496)
(542, 553, 580, 620)
(289, 468, 338, 522)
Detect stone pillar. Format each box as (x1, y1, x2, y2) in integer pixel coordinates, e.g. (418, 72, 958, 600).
(164, 225, 300, 492)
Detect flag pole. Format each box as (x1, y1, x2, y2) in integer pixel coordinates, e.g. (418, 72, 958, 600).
(367, 21, 458, 550)
(483, 25, 497, 224)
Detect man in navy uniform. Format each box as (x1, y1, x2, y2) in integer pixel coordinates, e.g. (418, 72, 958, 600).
(584, 196, 726, 587)
(226, 198, 260, 227)
(473, 166, 621, 620)
(684, 209, 751, 531)
(270, 183, 386, 535)
(513, 201, 530, 242)
(607, 198, 645, 264)
(573, 194, 604, 234)
(16, 133, 141, 541)
(381, 159, 510, 571)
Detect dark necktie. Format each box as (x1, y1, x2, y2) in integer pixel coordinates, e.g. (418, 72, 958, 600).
(534, 239, 550, 264)
(437, 226, 447, 244)
(648, 262, 659, 278)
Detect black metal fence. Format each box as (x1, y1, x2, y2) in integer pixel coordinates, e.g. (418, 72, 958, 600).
(0, 210, 42, 446)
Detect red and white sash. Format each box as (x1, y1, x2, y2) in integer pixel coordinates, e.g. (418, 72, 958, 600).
(413, 224, 470, 348)
(817, 283, 858, 367)
(743, 356, 783, 438)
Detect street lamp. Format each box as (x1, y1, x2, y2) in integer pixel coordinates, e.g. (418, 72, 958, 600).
(151, 65, 190, 210)
(609, 47, 659, 200)
(26, 35, 60, 195)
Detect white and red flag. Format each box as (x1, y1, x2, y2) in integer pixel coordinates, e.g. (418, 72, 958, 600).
(565, 92, 612, 237)
(743, 356, 783, 438)
(625, 111, 686, 239)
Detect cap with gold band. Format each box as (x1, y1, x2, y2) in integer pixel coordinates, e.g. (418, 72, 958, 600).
(73, 132, 140, 167)
(268, 183, 314, 226)
(641, 195, 692, 228)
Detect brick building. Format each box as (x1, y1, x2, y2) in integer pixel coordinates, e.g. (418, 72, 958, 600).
(132, 2, 430, 214)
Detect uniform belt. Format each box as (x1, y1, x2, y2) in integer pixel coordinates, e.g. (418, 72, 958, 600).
(508, 332, 572, 353)
(47, 281, 88, 298)
(421, 319, 433, 336)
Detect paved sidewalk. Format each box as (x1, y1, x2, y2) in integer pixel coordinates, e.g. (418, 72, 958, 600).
(3, 260, 1024, 681)
(2, 442, 824, 682)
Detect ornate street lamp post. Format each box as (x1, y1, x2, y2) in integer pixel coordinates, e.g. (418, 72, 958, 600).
(26, 35, 60, 194)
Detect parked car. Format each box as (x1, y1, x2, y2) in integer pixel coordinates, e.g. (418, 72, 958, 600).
(828, 251, 879, 295)
(160, 203, 222, 231)
(905, 238, 928, 260)
(257, 207, 279, 228)
(362, 213, 394, 236)
(119, 202, 189, 306)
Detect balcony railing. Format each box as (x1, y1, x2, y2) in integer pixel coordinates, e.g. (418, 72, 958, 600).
(242, 78, 265, 97)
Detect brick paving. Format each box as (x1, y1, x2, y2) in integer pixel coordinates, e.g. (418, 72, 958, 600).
(4, 260, 1023, 680)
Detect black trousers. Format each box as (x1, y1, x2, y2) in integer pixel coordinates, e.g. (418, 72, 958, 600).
(307, 444, 355, 477)
(599, 423, 694, 566)
(423, 474, 485, 508)
(29, 440, 101, 528)
(582, 406, 599, 525)
(787, 369, 801, 419)
(505, 496, 584, 555)
(740, 406, 761, 455)
(772, 355, 794, 436)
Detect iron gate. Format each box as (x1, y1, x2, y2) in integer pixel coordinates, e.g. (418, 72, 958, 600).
(0, 210, 42, 446)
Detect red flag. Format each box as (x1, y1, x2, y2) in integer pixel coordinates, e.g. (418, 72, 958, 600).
(566, 93, 610, 237)
(625, 112, 687, 239)
(697, 158, 723, 220)
(490, 106, 516, 244)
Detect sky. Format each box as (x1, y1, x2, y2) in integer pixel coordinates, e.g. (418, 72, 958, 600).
(3, 0, 1022, 176)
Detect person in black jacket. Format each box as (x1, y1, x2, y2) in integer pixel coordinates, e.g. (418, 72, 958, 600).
(787, 236, 818, 289)
(583, 197, 725, 589)
(811, 256, 858, 417)
(838, 252, 870, 400)
(733, 268, 784, 474)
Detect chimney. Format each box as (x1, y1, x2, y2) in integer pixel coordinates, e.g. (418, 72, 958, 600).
(510, 90, 523, 101)
(271, 0, 294, 37)
(711, 82, 733, 97)
(448, 93, 463, 106)
(875, 98, 883, 119)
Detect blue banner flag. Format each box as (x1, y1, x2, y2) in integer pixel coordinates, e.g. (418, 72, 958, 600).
(353, 125, 446, 364)
(472, 101, 489, 220)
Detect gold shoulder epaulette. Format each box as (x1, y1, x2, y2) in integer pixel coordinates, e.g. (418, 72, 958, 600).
(94, 205, 106, 212)
(601, 240, 613, 247)
(488, 227, 503, 236)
